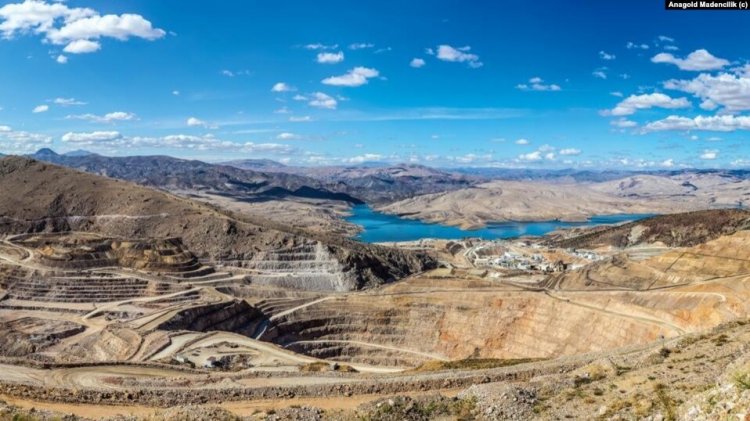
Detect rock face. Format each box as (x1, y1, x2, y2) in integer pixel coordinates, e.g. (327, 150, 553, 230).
(0, 157, 435, 290)
(156, 300, 266, 337)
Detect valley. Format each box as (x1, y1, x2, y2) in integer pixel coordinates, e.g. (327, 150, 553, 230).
(2, 155, 750, 419)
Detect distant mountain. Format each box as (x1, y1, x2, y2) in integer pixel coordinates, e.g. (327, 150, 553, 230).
(28, 149, 362, 204)
(222, 161, 481, 204)
(63, 149, 96, 157)
(221, 158, 287, 171)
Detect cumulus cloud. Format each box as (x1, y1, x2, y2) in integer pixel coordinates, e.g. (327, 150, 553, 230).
(55, 54, 67, 64)
(410, 58, 425, 68)
(663, 72, 750, 112)
(516, 77, 561, 92)
(661, 158, 675, 167)
(700, 149, 719, 160)
(66, 111, 136, 123)
(0, 0, 164, 61)
(518, 151, 542, 161)
(599, 51, 615, 60)
(62, 38, 100, 54)
(308, 92, 337, 109)
(316, 51, 344, 64)
(32, 104, 48, 113)
(515, 138, 530, 145)
(271, 82, 295, 92)
(289, 115, 312, 122)
(0, 124, 52, 152)
(322, 67, 379, 87)
(643, 114, 750, 132)
(62, 130, 121, 143)
(186, 117, 217, 129)
(435, 45, 482, 68)
(606, 93, 690, 116)
(611, 118, 638, 128)
(559, 148, 581, 156)
(651, 49, 729, 71)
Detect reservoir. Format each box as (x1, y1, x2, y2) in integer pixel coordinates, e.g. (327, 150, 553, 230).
(347, 205, 654, 243)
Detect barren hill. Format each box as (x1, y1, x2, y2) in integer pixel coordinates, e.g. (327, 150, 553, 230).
(549, 209, 750, 249)
(29, 149, 360, 204)
(379, 176, 750, 228)
(0, 156, 433, 290)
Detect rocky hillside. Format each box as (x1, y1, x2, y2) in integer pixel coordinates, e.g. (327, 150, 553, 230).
(223, 161, 479, 204)
(29, 149, 361, 204)
(0, 156, 434, 290)
(550, 209, 750, 249)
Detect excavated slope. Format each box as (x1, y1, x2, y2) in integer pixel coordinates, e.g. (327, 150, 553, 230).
(0, 157, 434, 290)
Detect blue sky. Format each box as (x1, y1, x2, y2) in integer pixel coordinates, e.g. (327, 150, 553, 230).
(1, 0, 750, 168)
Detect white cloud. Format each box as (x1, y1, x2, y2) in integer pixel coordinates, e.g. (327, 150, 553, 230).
(271, 82, 295, 92)
(32, 104, 48, 113)
(276, 132, 300, 140)
(651, 49, 729, 71)
(316, 51, 344, 64)
(410, 58, 425, 68)
(62, 38, 100, 54)
(515, 138, 530, 145)
(518, 151, 542, 161)
(186, 117, 217, 129)
(599, 51, 616, 60)
(661, 159, 675, 167)
(308, 92, 337, 109)
(643, 114, 750, 132)
(658, 35, 675, 43)
(607, 93, 690, 116)
(52, 97, 85, 106)
(322, 66, 379, 87)
(611, 118, 637, 128)
(435, 45, 482, 68)
(289, 116, 312, 122)
(66, 111, 136, 123)
(0, 1, 164, 60)
(348, 43, 373, 50)
(55, 54, 67, 64)
(592, 70, 607, 79)
(0, 125, 52, 152)
(700, 149, 719, 160)
(664, 72, 750, 112)
(516, 77, 561, 92)
(664, 45, 679, 51)
(304, 43, 338, 50)
(172, 90, 180, 96)
(626, 42, 649, 50)
(610, 91, 624, 97)
(62, 130, 121, 143)
(559, 148, 581, 156)
(345, 153, 383, 164)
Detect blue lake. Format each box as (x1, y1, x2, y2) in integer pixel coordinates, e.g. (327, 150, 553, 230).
(346, 205, 655, 243)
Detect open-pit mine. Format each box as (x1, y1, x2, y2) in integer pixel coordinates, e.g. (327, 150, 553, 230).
(2, 157, 750, 420)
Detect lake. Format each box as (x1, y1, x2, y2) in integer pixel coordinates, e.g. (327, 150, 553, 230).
(346, 205, 655, 243)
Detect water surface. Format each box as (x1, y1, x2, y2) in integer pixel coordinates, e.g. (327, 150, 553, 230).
(347, 205, 654, 243)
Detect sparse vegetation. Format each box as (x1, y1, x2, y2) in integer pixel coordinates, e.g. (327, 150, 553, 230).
(411, 357, 542, 372)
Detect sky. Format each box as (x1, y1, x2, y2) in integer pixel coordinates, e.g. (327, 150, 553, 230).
(1, 0, 750, 169)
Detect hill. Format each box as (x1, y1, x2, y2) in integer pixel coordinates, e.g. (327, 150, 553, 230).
(549, 208, 750, 249)
(0, 156, 433, 290)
